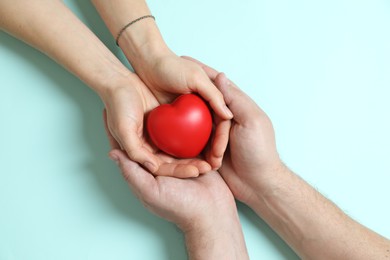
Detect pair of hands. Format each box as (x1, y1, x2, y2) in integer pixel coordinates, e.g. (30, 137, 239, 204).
(101, 51, 233, 178)
(106, 57, 283, 233)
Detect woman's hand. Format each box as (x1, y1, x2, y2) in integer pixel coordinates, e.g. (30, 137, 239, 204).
(132, 51, 232, 169)
(90, 1, 232, 169)
(136, 51, 233, 115)
(101, 74, 212, 178)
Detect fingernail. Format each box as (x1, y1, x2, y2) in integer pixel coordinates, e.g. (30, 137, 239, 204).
(224, 105, 233, 118)
(200, 164, 212, 174)
(212, 166, 221, 171)
(144, 162, 157, 173)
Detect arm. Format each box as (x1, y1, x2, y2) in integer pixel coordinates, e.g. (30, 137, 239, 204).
(249, 165, 390, 260)
(186, 57, 390, 259)
(184, 212, 249, 260)
(91, 0, 231, 114)
(183, 206, 248, 260)
(0, 0, 209, 177)
(90, 0, 165, 62)
(0, 0, 128, 94)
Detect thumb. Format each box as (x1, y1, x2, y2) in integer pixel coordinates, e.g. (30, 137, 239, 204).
(195, 76, 234, 120)
(214, 73, 266, 127)
(116, 122, 159, 174)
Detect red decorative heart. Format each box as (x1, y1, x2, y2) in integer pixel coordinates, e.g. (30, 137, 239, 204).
(147, 94, 212, 158)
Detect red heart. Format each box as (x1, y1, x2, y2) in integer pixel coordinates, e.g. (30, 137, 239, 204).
(147, 94, 212, 158)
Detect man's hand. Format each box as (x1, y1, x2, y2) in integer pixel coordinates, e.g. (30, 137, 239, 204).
(105, 115, 249, 260)
(187, 56, 390, 260)
(183, 56, 282, 204)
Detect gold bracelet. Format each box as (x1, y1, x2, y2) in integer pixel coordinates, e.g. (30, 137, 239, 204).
(116, 15, 156, 46)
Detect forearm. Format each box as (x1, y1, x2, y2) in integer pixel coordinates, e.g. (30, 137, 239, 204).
(0, 0, 130, 94)
(91, 0, 170, 71)
(182, 206, 249, 260)
(249, 165, 390, 259)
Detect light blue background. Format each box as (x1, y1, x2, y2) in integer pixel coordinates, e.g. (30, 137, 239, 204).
(1, 1, 389, 259)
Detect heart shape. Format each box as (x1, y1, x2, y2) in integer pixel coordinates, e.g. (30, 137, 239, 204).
(147, 94, 212, 158)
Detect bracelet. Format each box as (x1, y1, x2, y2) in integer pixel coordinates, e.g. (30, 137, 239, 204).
(115, 15, 156, 46)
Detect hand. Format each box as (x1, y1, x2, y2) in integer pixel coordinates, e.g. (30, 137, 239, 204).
(128, 49, 232, 170)
(108, 148, 249, 259)
(184, 59, 390, 260)
(105, 121, 248, 259)
(184, 57, 283, 204)
(100, 73, 211, 178)
(103, 98, 246, 257)
(109, 149, 236, 230)
(104, 104, 234, 226)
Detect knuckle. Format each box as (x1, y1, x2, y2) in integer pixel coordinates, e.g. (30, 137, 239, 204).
(251, 114, 272, 129)
(215, 90, 224, 101)
(189, 68, 206, 84)
(125, 147, 139, 160)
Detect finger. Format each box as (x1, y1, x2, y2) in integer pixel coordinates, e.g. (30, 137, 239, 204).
(155, 152, 212, 172)
(103, 109, 121, 150)
(207, 118, 231, 170)
(172, 158, 211, 175)
(181, 56, 233, 120)
(154, 154, 212, 177)
(181, 56, 219, 81)
(118, 124, 160, 174)
(109, 149, 157, 199)
(214, 73, 264, 127)
(195, 77, 234, 120)
(157, 163, 199, 178)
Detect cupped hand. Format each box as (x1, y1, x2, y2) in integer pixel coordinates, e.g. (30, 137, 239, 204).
(132, 51, 232, 169)
(105, 132, 236, 231)
(100, 73, 211, 178)
(185, 57, 284, 204)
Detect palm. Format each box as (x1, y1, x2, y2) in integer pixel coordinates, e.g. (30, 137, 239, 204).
(116, 156, 235, 229)
(147, 171, 235, 227)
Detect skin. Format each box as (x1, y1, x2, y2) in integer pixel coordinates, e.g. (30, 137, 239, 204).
(0, 0, 230, 177)
(3, 0, 386, 257)
(91, 0, 233, 170)
(187, 57, 390, 259)
(105, 115, 249, 260)
(108, 57, 390, 259)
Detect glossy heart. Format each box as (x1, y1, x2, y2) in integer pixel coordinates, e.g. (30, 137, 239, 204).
(147, 94, 212, 158)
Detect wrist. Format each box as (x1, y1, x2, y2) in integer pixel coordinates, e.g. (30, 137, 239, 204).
(182, 206, 249, 260)
(92, 68, 132, 96)
(248, 163, 295, 212)
(244, 161, 291, 208)
(118, 18, 172, 70)
(94, 71, 142, 105)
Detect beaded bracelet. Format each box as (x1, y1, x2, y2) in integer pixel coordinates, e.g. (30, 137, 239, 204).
(115, 15, 156, 46)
